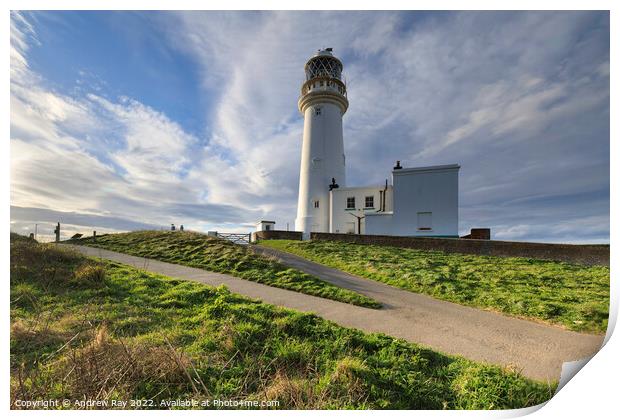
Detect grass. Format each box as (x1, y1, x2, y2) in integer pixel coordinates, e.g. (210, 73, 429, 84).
(10, 233, 555, 409)
(67, 231, 379, 309)
(260, 240, 610, 334)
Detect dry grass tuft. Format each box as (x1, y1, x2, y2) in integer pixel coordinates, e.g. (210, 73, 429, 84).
(73, 263, 106, 287)
(11, 240, 86, 290)
(11, 325, 205, 408)
(331, 356, 368, 382)
(326, 357, 369, 405)
(11, 319, 74, 360)
(263, 371, 314, 408)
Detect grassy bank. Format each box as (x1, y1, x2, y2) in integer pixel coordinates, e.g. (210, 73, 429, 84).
(260, 240, 609, 334)
(11, 233, 554, 409)
(67, 231, 379, 309)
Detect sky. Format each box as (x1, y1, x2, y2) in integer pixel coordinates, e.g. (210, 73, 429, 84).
(10, 11, 610, 243)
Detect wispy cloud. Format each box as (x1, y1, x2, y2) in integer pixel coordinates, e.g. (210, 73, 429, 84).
(10, 11, 609, 243)
(10, 11, 265, 240)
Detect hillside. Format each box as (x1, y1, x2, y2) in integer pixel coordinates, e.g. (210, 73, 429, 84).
(10, 234, 554, 409)
(260, 240, 610, 334)
(68, 231, 379, 308)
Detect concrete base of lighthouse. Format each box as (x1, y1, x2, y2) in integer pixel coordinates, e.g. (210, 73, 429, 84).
(294, 216, 314, 240)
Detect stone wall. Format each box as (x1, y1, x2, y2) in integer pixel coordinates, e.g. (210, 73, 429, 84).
(253, 230, 303, 241)
(310, 232, 609, 266)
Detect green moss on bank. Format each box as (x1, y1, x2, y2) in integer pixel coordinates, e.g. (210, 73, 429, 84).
(68, 231, 379, 309)
(260, 240, 609, 334)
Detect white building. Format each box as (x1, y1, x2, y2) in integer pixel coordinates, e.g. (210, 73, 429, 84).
(360, 164, 459, 237)
(255, 220, 275, 232)
(293, 48, 460, 238)
(329, 184, 393, 235)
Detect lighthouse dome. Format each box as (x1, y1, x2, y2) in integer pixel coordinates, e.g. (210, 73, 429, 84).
(304, 48, 343, 81)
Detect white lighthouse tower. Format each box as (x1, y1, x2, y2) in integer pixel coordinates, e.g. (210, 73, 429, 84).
(295, 48, 349, 237)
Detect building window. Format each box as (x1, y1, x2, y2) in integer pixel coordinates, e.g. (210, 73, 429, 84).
(265, 224, 271, 231)
(315, 107, 322, 116)
(346, 197, 355, 209)
(365, 196, 374, 208)
(314, 200, 320, 208)
(417, 212, 432, 231)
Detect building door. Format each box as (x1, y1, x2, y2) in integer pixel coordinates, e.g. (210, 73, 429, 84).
(346, 222, 355, 234)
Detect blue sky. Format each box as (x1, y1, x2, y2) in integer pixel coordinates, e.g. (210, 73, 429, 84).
(10, 11, 610, 243)
(24, 12, 207, 136)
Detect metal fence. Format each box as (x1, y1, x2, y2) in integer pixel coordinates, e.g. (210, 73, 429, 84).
(216, 232, 252, 245)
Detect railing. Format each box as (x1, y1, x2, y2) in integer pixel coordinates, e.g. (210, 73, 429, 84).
(300, 76, 347, 97)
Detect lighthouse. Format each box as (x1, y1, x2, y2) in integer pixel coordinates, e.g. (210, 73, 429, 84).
(295, 48, 349, 237)
(276, 48, 460, 241)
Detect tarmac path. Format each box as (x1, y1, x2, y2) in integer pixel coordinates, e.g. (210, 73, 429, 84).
(65, 244, 604, 382)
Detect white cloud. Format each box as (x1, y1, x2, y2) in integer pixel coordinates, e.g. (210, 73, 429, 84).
(10, 11, 610, 242)
(10, 12, 264, 236)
